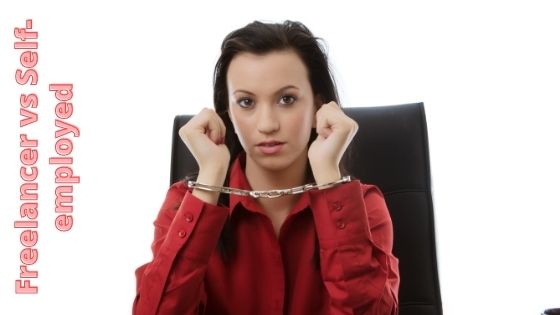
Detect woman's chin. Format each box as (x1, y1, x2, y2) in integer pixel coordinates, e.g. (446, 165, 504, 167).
(246, 146, 308, 174)
(247, 152, 292, 172)
(255, 158, 290, 172)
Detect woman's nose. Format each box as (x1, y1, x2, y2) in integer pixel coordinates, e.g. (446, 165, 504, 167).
(256, 105, 280, 134)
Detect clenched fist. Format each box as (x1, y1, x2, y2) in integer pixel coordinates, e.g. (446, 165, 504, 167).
(308, 101, 358, 185)
(179, 108, 231, 180)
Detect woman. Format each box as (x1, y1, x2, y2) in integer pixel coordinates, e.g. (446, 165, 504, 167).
(133, 20, 399, 315)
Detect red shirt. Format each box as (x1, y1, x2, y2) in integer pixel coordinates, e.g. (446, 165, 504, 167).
(133, 151, 399, 315)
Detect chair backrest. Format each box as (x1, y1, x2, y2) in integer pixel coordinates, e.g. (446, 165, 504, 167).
(170, 102, 443, 315)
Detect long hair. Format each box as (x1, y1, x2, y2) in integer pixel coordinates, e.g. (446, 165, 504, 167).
(183, 20, 355, 270)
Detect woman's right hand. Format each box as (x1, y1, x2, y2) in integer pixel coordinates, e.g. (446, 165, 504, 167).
(179, 108, 231, 178)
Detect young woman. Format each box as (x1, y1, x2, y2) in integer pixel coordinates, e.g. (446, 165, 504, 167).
(133, 20, 399, 315)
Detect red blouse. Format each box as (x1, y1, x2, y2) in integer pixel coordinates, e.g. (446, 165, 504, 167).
(133, 152, 399, 315)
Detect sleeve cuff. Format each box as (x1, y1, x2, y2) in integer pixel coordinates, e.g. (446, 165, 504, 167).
(308, 179, 372, 248)
(161, 189, 229, 258)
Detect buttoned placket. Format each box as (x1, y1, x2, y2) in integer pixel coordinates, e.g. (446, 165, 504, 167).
(250, 211, 288, 315)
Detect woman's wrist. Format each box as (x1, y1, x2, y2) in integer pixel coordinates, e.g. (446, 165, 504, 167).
(192, 168, 227, 205)
(312, 166, 342, 189)
(197, 167, 227, 186)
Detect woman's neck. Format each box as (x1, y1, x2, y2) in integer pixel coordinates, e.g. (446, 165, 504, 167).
(244, 154, 308, 191)
(243, 151, 309, 214)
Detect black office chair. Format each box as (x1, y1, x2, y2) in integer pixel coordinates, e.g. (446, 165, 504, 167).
(170, 102, 443, 315)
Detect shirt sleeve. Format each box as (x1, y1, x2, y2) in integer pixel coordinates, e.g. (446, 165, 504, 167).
(308, 179, 400, 315)
(132, 181, 230, 315)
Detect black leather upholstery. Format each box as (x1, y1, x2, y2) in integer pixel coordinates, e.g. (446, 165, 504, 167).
(170, 102, 443, 315)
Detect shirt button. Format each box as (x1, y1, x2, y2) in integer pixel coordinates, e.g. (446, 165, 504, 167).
(178, 230, 186, 238)
(332, 201, 343, 212)
(336, 220, 346, 229)
(185, 213, 194, 222)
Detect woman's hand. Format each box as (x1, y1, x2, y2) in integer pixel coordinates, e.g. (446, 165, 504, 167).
(179, 108, 231, 178)
(308, 101, 358, 185)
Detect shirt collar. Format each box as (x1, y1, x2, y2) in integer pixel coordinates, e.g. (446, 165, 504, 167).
(228, 151, 311, 216)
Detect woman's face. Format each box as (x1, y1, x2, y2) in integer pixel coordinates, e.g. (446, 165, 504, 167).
(227, 49, 320, 172)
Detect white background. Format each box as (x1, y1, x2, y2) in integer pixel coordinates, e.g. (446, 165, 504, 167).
(1, 1, 559, 314)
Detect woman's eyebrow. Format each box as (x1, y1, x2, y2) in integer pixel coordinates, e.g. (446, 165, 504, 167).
(233, 85, 299, 95)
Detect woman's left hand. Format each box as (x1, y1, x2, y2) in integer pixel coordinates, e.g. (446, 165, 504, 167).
(308, 101, 359, 185)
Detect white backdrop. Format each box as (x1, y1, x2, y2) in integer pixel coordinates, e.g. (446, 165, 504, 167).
(1, 1, 559, 314)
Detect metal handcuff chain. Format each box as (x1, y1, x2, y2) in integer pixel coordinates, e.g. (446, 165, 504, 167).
(187, 175, 352, 199)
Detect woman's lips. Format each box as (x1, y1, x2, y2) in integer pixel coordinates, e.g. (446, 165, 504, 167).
(257, 143, 284, 155)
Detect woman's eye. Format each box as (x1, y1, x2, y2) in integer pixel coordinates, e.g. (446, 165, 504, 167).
(237, 98, 253, 108)
(280, 95, 296, 105)
(236, 95, 296, 108)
